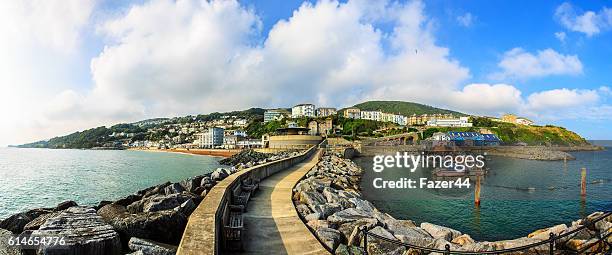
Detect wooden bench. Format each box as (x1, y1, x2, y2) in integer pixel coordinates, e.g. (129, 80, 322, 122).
(242, 177, 260, 193)
(232, 185, 252, 212)
(223, 205, 244, 251)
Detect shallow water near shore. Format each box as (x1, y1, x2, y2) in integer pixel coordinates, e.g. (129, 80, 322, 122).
(0, 148, 222, 219)
(356, 147, 612, 241)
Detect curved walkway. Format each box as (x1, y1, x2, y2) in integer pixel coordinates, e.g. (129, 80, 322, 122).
(229, 149, 329, 255)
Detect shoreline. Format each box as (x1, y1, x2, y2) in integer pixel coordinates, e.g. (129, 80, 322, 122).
(128, 147, 241, 158)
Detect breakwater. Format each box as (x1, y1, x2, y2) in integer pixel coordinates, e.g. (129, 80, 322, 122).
(0, 150, 298, 254)
(292, 151, 611, 254)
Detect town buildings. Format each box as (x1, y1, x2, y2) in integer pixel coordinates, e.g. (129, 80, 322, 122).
(360, 110, 382, 122)
(427, 117, 473, 127)
(196, 127, 224, 148)
(264, 109, 290, 123)
(343, 107, 361, 119)
(316, 107, 337, 117)
(291, 104, 316, 118)
(501, 114, 534, 126)
(308, 118, 333, 136)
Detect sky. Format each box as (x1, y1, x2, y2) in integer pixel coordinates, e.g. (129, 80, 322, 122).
(1, 0, 611, 146)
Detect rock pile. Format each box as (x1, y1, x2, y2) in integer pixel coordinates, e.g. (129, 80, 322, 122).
(219, 149, 301, 168)
(293, 151, 612, 255)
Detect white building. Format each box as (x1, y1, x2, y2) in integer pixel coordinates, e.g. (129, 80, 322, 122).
(264, 109, 290, 123)
(197, 127, 224, 148)
(516, 118, 534, 126)
(360, 111, 382, 122)
(291, 104, 316, 118)
(394, 114, 407, 126)
(316, 107, 337, 117)
(431, 132, 451, 141)
(427, 117, 472, 127)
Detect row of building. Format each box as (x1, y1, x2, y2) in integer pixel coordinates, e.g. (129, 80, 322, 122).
(194, 128, 262, 149)
(343, 107, 472, 127)
(264, 104, 338, 123)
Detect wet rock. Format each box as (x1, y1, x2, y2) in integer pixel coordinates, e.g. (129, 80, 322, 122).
(328, 208, 373, 224)
(315, 227, 343, 251)
(0, 228, 21, 255)
(128, 237, 177, 255)
(55, 200, 78, 211)
(347, 198, 375, 213)
(164, 183, 185, 195)
(32, 207, 122, 255)
(420, 222, 462, 241)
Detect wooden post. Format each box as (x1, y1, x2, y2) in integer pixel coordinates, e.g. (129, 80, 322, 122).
(475, 175, 481, 206)
(580, 168, 587, 197)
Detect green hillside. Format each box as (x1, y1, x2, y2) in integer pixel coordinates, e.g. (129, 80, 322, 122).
(353, 101, 465, 116)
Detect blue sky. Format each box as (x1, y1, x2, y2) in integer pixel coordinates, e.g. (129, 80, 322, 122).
(0, 0, 611, 146)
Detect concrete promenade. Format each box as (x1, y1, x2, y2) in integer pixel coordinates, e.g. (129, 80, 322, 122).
(230, 149, 329, 255)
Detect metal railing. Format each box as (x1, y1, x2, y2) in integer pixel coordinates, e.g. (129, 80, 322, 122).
(360, 211, 611, 254)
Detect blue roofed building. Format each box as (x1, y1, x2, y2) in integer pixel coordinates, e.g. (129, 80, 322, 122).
(447, 132, 501, 146)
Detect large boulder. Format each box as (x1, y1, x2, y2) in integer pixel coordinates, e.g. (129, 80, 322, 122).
(338, 218, 378, 242)
(128, 237, 177, 255)
(142, 182, 171, 198)
(97, 204, 129, 222)
(299, 191, 326, 212)
(180, 176, 204, 193)
(143, 193, 195, 213)
(211, 168, 230, 181)
(55, 201, 78, 211)
(114, 194, 143, 207)
(527, 224, 568, 240)
(420, 222, 462, 241)
(313, 203, 343, 218)
(328, 208, 374, 224)
(0, 208, 50, 234)
(174, 199, 197, 216)
(105, 209, 188, 245)
(23, 211, 63, 231)
(32, 207, 122, 255)
(0, 228, 21, 255)
(164, 183, 185, 195)
(366, 226, 405, 255)
(335, 243, 365, 255)
(315, 227, 343, 251)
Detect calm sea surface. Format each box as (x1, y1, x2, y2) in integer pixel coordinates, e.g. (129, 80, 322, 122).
(0, 148, 222, 219)
(356, 147, 612, 241)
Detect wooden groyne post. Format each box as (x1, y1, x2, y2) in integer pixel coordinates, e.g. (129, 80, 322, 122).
(474, 175, 481, 206)
(580, 167, 587, 197)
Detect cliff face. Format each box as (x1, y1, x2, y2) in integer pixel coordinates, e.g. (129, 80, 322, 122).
(491, 125, 589, 146)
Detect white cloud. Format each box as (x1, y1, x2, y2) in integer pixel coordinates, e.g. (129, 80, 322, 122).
(456, 12, 474, 27)
(555, 2, 612, 37)
(555, 31, 567, 43)
(490, 48, 582, 80)
(0, 0, 96, 146)
(449, 84, 523, 116)
(526, 88, 599, 111)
